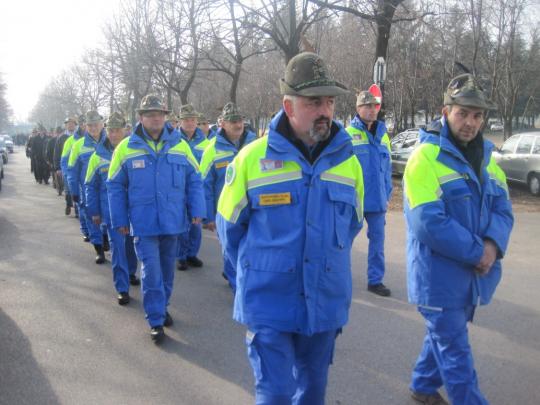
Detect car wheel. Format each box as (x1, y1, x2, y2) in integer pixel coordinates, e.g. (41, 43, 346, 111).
(528, 173, 540, 196)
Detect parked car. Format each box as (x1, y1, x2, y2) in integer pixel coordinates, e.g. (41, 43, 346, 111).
(2, 135, 14, 153)
(490, 122, 504, 131)
(0, 138, 8, 164)
(493, 132, 540, 196)
(391, 130, 420, 176)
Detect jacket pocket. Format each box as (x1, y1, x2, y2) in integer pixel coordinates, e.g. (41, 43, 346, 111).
(167, 153, 186, 188)
(242, 251, 297, 322)
(327, 183, 357, 249)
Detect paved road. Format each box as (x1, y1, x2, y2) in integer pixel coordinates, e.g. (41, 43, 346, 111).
(1, 147, 539, 405)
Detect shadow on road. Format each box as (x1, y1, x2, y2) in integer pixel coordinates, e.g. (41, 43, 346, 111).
(0, 308, 60, 404)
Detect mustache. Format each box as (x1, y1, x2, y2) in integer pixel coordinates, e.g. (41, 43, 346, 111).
(314, 116, 331, 125)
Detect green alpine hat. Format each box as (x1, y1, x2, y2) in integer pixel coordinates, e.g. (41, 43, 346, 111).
(137, 94, 170, 114)
(280, 52, 348, 97)
(167, 112, 179, 122)
(221, 102, 243, 122)
(198, 113, 210, 124)
(179, 104, 199, 120)
(356, 91, 380, 106)
(78, 114, 87, 125)
(64, 116, 78, 124)
(444, 74, 496, 110)
(85, 110, 103, 124)
(106, 112, 127, 129)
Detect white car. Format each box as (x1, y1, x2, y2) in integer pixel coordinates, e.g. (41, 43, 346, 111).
(490, 122, 504, 131)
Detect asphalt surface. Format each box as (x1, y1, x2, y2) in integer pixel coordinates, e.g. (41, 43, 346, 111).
(1, 147, 539, 405)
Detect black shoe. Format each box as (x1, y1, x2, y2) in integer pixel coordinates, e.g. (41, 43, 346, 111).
(164, 312, 173, 327)
(186, 256, 203, 267)
(102, 234, 110, 252)
(367, 283, 391, 297)
(129, 274, 140, 286)
(150, 326, 165, 343)
(117, 292, 130, 305)
(83, 235, 90, 242)
(94, 244, 105, 264)
(411, 390, 449, 405)
(177, 260, 188, 271)
(65, 206, 71, 216)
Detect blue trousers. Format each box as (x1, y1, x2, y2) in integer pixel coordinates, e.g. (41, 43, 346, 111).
(76, 202, 89, 237)
(107, 226, 138, 294)
(364, 211, 386, 285)
(223, 255, 236, 291)
(246, 327, 338, 405)
(177, 222, 202, 259)
(411, 306, 488, 405)
(134, 235, 178, 328)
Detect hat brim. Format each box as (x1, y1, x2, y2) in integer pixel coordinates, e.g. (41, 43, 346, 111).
(280, 79, 349, 97)
(86, 119, 103, 124)
(445, 95, 497, 111)
(179, 113, 200, 119)
(137, 108, 171, 114)
(222, 114, 244, 122)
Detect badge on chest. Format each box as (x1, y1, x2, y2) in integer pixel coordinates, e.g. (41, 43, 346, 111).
(260, 159, 284, 172)
(132, 160, 145, 169)
(259, 192, 292, 206)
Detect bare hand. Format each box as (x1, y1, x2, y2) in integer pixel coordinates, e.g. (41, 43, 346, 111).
(92, 215, 101, 225)
(205, 221, 216, 232)
(475, 239, 498, 275)
(192, 217, 202, 225)
(118, 226, 130, 235)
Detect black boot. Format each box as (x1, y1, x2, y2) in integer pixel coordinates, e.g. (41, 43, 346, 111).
(94, 244, 105, 264)
(102, 233, 110, 252)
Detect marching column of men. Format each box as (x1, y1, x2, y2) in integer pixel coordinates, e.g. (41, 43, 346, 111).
(25, 51, 514, 405)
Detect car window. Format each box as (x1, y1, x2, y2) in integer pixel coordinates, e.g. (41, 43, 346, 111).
(516, 135, 534, 154)
(501, 136, 519, 153)
(532, 137, 540, 155)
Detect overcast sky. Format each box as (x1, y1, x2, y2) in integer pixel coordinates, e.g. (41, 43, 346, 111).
(0, 0, 120, 122)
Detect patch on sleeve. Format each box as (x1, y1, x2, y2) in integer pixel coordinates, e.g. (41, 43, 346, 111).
(225, 163, 236, 185)
(132, 159, 145, 169)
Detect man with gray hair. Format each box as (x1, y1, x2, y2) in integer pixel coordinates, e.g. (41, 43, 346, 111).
(217, 52, 364, 404)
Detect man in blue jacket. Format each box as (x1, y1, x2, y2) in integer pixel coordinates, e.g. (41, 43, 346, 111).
(403, 74, 514, 405)
(217, 52, 364, 405)
(67, 111, 107, 264)
(200, 103, 257, 291)
(176, 104, 209, 271)
(346, 91, 393, 296)
(107, 95, 205, 343)
(85, 112, 139, 306)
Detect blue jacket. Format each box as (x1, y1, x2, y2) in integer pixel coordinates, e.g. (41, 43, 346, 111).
(403, 118, 514, 308)
(216, 111, 364, 335)
(346, 116, 392, 212)
(180, 127, 209, 163)
(85, 141, 114, 226)
(60, 128, 84, 174)
(200, 129, 257, 222)
(67, 130, 106, 201)
(107, 123, 205, 237)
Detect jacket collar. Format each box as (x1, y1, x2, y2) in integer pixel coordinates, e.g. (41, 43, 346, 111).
(127, 122, 178, 155)
(350, 114, 386, 140)
(265, 109, 354, 174)
(83, 129, 106, 148)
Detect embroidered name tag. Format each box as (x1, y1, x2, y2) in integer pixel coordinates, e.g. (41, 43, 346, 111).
(259, 192, 291, 206)
(260, 159, 283, 172)
(100, 167, 109, 173)
(215, 160, 230, 169)
(132, 160, 145, 169)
